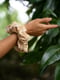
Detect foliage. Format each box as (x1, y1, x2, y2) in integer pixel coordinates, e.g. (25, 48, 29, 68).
(23, 0, 60, 79)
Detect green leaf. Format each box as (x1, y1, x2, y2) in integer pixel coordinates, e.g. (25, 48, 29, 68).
(44, 0, 55, 11)
(28, 37, 37, 48)
(43, 9, 57, 18)
(47, 28, 59, 39)
(40, 45, 60, 73)
(57, 19, 60, 26)
(55, 63, 60, 80)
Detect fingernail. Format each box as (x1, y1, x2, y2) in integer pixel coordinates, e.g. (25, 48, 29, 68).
(49, 18, 52, 20)
(54, 24, 58, 26)
(55, 25, 59, 27)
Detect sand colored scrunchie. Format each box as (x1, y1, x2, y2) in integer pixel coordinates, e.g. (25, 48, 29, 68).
(7, 22, 30, 53)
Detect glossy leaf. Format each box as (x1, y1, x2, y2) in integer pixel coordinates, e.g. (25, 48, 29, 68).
(55, 63, 60, 80)
(40, 45, 60, 73)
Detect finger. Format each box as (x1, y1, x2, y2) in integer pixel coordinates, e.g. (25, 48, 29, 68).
(38, 18, 52, 23)
(44, 24, 58, 30)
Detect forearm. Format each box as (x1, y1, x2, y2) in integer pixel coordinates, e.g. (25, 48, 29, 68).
(0, 34, 17, 58)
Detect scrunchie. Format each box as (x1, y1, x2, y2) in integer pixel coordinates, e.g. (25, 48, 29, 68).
(6, 22, 30, 53)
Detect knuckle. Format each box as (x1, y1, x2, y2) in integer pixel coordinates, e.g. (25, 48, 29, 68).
(35, 18, 40, 21)
(42, 25, 46, 29)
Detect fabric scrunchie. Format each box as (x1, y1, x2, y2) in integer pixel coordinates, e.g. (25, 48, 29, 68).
(6, 22, 30, 53)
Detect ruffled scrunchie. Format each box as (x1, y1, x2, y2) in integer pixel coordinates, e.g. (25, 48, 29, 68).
(7, 22, 30, 53)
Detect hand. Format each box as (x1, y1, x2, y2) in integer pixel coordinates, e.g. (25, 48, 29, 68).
(25, 18, 58, 36)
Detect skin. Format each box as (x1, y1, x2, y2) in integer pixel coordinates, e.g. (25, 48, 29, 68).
(0, 18, 58, 58)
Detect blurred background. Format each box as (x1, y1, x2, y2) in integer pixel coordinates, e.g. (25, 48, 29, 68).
(0, 0, 60, 80)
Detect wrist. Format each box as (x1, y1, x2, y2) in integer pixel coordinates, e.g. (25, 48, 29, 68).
(11, 33, 18, 40)
(25, 24, 30, 35)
